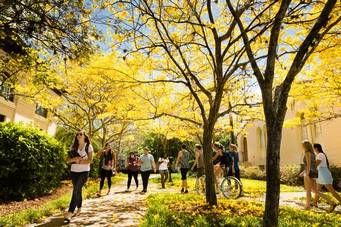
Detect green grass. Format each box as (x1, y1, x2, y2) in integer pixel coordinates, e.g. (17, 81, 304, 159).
(141, 193, 341, 227)
(0, 174, 126, 227)
(151, 173, 304, 196)
(242, 178, 304, 197)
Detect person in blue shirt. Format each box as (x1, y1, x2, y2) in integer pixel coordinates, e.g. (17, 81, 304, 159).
(138, 147, 156, 194)
(227, 143, 240, 180)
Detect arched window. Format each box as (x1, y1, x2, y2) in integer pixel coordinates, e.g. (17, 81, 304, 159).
(263, 125, 267, 148)
(256, 127, 263, 149)
(242, 137, 248, 162)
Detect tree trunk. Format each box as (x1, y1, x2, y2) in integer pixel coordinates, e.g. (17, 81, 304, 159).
(263, 122, 282, 227)
(262, 98, 286, 226)
(202, 124, 217, 206)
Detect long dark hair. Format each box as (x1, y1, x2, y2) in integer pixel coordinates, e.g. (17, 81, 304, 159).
(70, 131, 90, 156)
(313, 143, 329, 168)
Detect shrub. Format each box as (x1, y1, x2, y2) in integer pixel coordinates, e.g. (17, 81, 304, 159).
(240, 166, 266, 181)
(240, 165, 304, 186)
(279, 165, 303, 186)
(0, 122, 66, 201)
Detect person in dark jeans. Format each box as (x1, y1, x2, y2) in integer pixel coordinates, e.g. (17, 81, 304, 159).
(138, 147, 156, 194)
(227, 143, 243, 195)
(126, 152, 139, 191)
(97, 143, 114, 196)
(64, 131, 93, 224)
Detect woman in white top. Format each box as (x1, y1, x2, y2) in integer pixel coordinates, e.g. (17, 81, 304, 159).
(158, 153, 169, 189)
(64, 131, 93, 223)
(313, 143, 341, 212)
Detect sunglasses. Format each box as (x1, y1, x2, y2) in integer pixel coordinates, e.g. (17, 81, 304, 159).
(77, 133, 84, 136)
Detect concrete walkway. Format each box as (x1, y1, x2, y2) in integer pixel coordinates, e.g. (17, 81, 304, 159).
(29, 178, 341, 226)
(248, 191, 341, 213)
(31, 176, 176, 227)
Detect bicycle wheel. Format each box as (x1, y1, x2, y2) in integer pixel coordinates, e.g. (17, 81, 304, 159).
(220, 176, 241, 199)
(195, 175, 205, 194)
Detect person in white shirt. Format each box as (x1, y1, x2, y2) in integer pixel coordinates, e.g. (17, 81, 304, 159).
(158, 153, 169, 189)
(313, 143, 341, 212)
(64, 131, 93, 223)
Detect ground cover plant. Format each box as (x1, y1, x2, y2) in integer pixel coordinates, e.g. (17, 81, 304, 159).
(142, 193, 341, 227)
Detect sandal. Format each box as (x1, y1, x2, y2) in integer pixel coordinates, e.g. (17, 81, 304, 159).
(74, 208, 81, 217)
(63, 212, 72, 224)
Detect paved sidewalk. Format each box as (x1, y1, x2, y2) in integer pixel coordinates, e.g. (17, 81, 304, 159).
(247, 191, 341, 213)
(28, 178, 341, 226)
(30, 176, 176, 227)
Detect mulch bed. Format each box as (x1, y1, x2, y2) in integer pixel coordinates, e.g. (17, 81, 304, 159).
(0, 182, 72, 217)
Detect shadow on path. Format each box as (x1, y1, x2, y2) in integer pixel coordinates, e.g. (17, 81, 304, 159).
(35, 216, 64, 227)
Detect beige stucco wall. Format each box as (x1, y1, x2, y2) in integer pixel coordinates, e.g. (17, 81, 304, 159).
(240, 117, 341, 167)
(316, 118, 341, 166)
(0, 98, 16, 121)
(0, 96, 56, 136)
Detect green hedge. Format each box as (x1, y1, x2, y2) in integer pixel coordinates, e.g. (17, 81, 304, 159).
(240, 165, 303, 186)
(0, 122, 66, 201)
(241, 164, 341, 188)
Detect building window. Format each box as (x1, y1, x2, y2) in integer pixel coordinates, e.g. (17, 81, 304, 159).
(35, 104, 48, 118)
(0, 85, 14, 102)
(0, 114, 5, 122)
(257, 127, 263, 149)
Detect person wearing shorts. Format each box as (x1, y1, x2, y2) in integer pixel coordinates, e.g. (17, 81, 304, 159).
(191, 144, 205, 192)
(176, 144, 190, 193)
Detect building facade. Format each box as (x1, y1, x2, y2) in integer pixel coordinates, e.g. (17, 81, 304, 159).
(0, 89, 56, 135)
(238, 104, 341, 167)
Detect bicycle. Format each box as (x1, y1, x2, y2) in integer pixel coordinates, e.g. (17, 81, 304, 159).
(220, 167, 242, 199)
(195, 172, 242, 199)
(195, 173, 206, 194)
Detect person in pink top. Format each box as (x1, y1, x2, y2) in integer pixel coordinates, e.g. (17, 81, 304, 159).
(126, 152, 139, 191)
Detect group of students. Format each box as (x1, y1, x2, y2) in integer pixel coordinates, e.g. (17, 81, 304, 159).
(62, 130, 241, 223)
(301, 141, 341, 212)
(183, 142, 240, 193)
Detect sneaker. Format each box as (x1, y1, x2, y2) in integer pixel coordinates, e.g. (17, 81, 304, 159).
(184, 189, 188, 194)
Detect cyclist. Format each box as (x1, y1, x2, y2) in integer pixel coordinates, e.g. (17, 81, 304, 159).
(212, 142, 233, 193)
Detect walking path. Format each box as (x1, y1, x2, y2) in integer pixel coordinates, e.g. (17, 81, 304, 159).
(248, 191, 341, 213)
(31, 176, 176, 227)
(29, 177, 340, 226)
